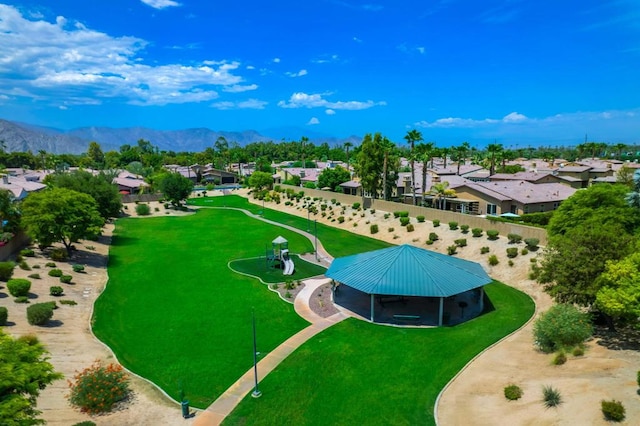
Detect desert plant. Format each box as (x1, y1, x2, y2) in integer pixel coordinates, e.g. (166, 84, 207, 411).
(337, 216, 345, 223)
(504, 384, 523, 401)
(60, 299, 78, 306)
(488, 255, 499, 266)
(637, 370, 640, 388)
(521, 248, 529, 256)
(447, 245, 457, 255)
(18, 260, 31, 270)
(508, 260, 514, 267)
(73, 264, 85, 273)
(27, 302, 54, 325)
(572, 346, 584, 357)
(50, 286, 64, 296)
(28, 273, 41, 279)
(7, 278, 31, 297)
(552, 351, 567, 365)
(48, 268, 63, 277)
(448, 221, 458, 230)
(471, 228, 483, 237)
(393, 211, 401, 218)
(487, 230, 499, 240)
(406, 224, 414, 232)
(416, 215, 425, 223)
(352, 202, 361, 210)
(50, 248, 68, 261)
(429, 232, 439, 242)
(60, 275, 73, 284)
(507, 233, 523, 244)
(533, 304, 592, 353)
(433, 219, 440, 227)
(73, 421, 97, 426)
(454, 238, 467, 247)
(460, 224, 469, 233)
(383, 213, 390, 219)
(15, 296, 29, 304)
(0, 306, 7, 326)
(601, 400, 625, 422)
(20, 248, 36, 257)
(0, 261, 15, 281)
(399, 217, 410, 227)
(370, 224, 379, 234)
(506, 248, 519, 258)
(542, 386, 562, 407)
(135, 203, 150, 216)
(45, 262, 56, 267)
(388, 227, 395, 232)
(480, 246, 490, 254)
(524, 238, 540, 250)
(68, 361, 130, 414)
(426, 240, 434, 245)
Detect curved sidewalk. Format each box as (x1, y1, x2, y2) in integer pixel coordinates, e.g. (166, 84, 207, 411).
(193, 208, 344, 426)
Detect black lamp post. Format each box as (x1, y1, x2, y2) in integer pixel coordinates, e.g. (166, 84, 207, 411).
(251, 309, 262, 398)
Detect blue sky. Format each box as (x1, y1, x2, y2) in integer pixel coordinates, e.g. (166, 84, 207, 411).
(0, 0, 639, 147)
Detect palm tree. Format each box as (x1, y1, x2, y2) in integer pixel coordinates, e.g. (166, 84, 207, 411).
(344, 141, 353, 173)
(381, 137, 395, 200)
(404, 129, 423, 205)
(430, 181, 456, 210)
(416, 142, 435, 204)
(613, 143, 627, 159)
(486, 143, 503, 176)
(454, 142, 470, 175)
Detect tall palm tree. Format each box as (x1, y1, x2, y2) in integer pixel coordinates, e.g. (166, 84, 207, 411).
(416, 142, 435, 204)
(344, 141, 353, 174)
(404, 129, 423, 205)
(486, 143, 503, 176)
(454, 142, 470, 175)
(613, 143, 627, 160)
(430, 181, 456, 210)
(440, 147, 450, 169)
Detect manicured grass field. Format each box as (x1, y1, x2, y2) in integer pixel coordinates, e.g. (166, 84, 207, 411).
(92, 208, 314, 407)
(230, 255, 327, 283)
(224, 282, 534, 426)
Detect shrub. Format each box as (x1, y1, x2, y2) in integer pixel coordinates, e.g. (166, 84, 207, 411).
(393, 211, 401, 218)
(398, 211, 409, 218)
(601, 400, 625, 422)
(74, 421, 97, 426)
(15, 296, 29, 304)
(433, 219, 440, 227)
(370, 209, 375, 214)
(524, 238, 540, 250)
(388, 227, 395, 232)
(447, 245, 457, 255)
(460, 224, 469, 234)
(135, 203, 150, 215)
(50, 248, 68, 261)
(45, 262, 56, 267)
(406, 224, 414, 232)
(48, 268, 63, 277)
(73, 264, 85, 273)
(429, 232, 439, 241)
(480, 246, 490, 254)
(553, 352, 567, 365)
(7, 278, 31, 297)
(60, 275, 73, 284)
(637, 370, 640, 387)
(68, 361, 130, 414)
(508, 260, 514, 267)
(507, 233, 523, 244)
(426, 240, 434, 245)
(27, 302, 54, 325)
(60, 299, 78, 306)
(521, 248, 529, 256)
(454, 238, 467, 247)
(506, 248, 519, 258)
(20, 248, 36, 257)
(370, 224, 379, 234)
(383, 213, 390, 219)
(28, 273, 41, 279)
(488, 255, 499, 266)
(416, 215, 425, 223)
(542, 386, 562, 408)
(0, 306, 7, 326)
(337, 216, 345, 223)
(471, 228, 483, 237)
(487, 230, 499, 240)
(50, 286, 64, 296)
(32, 264, 40, 269)
(0, 261, 15, 281)
(18, 260, 31, 270)
(448, 221, 458, 230)
(533, 304, 592, 353)
(504, 384, 523, 401)
(399, 217, 410, 227)
(352, 202, 361, 210)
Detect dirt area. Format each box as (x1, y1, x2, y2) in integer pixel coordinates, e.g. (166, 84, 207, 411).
(3, 193, 638, 425)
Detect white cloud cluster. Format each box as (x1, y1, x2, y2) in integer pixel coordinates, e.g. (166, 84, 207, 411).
(307, 117, 320, 125)
(211, 99, 267, 110)
(0, 5, 250, 106)
(285, 69, 308, 78)
(278, 92, 386, 110)
(140, 0, 181, 10)
(415, 112, 529, 128)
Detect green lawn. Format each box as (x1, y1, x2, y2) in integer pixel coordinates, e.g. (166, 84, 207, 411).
(92, 208, 314, 407)
(223, 282, 534, 426)
(230, 255, 327, 283)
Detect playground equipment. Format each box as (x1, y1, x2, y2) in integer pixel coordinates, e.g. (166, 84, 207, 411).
(267, 236, 295, 275)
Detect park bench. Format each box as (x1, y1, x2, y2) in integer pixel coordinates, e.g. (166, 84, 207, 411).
(393, 314, 421, 323)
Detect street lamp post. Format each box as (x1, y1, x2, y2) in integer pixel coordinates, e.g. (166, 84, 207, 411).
(251, 309, 262, 398)
(314, 219, 318, 261)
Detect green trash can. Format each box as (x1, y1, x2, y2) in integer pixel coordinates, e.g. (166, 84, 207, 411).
(181, 400, 189, 418)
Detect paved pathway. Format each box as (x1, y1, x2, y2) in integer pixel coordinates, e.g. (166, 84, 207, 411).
(192, 208, 344, 426)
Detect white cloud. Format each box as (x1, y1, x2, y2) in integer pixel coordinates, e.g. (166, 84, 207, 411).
(285, 69, 308, 78)
(0, 5, 252, 106)
(312, 54, 339, 64)
(140, 0, 181, 10)
(211, 98, 267, 110)
(223, 84, 258, 93)
(307, 117, 320, 125)
(278, 92, 385, 110)
(353, 36, 363, 43)
(246, 65, 255, 70)
(502, 111, 528, 122)
(325, 109, 336, 115)
(415, 112, 530, 128)
(273, 57, 281, 63)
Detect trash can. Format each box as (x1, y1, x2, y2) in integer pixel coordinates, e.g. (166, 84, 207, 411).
(181, 400, 190, 419)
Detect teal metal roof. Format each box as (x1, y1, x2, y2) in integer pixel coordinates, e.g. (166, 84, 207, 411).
(326, 244, 491, 297)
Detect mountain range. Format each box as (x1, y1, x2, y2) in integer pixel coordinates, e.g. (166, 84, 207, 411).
(0, 119, 361, 155)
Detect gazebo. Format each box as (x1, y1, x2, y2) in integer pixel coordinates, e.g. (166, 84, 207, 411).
(326, 244, 492, 326)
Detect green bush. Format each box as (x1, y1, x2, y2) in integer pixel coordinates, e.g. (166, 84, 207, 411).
(507, 233, 523, 244)
(73, 422, 97, 426)
(460, 224, 469, 233)
(572, 346, 584, 357)
(48, 268, 63, 277)
(352, 202, 361, 210)
(433, 219, 440, 227)
(393, 211, 401, 218)
(542, 386, 562, 408)
(45, 262, 56, 267)
(388, 227, 394, 232)
(521, 248, 529, 256)
(7, 278, 31, 297)
(15, 296, 29, 304)
(406, 224, 414, 232)
(60, 275, 73, 284)
(68, 361, 131, 414)
(0, 306, 7, 326)
(487, 230, 499, 240)
(552, 352, 567, 365)
(601, 400, 625, 422)
(50, 248, 68, 261)
(504, 384, 523, 401)
(524, 238, 540, 250)
(398, 211, 409, 218)
(448, 221, 458, 230)
(429, 232, 439, 242)
(454, 238, 467, 247)
(60, 299, 78, 306)
(533, 304, 592, 353)
(20, 248, 36, 257)
(471, 228, 483, 237)
(447, 245, 457, 255)
(28, 273, 41, 279)
(383, 213, 390, 219)
(399, 217, 410, 227)
(508, 260, 514, 267)
(18, 260, 31, 270)
(73, 264, 85, 273)
(488, 255, 499, 266)
(416, 215, 425, 223)
(637, 370, 640, 387)
(480, 246, 490, 254)
(370, 224, 379, 234)
(27, 302, 54, 325)
(50, 286, 64, 296)
(425, 240, 434, 245)
(506, 248, 519, 258)
(0, 261, 15, 281)
(337, 216, 345, 223)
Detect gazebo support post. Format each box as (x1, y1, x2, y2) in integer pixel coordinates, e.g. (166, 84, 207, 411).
(438, 297, 444, 327)
(479, 288, 484, 312)
(370, 294, 375, 322)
